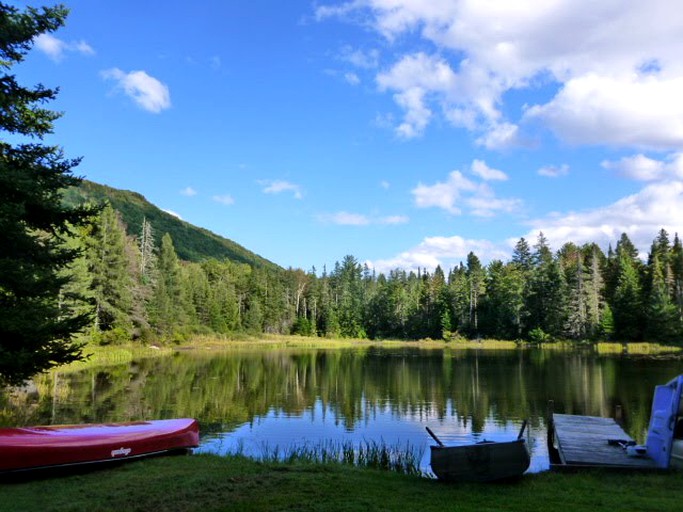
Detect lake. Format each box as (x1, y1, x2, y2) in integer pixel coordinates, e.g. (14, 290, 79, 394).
(2, 345, 682, 474)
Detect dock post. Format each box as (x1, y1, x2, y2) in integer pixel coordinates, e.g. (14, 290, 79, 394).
(615, 404, 623, 426)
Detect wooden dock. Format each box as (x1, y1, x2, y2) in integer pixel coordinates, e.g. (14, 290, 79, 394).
(549, 413, 659, 470)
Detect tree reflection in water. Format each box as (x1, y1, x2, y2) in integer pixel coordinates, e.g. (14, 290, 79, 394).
(1, 346, 681, 472)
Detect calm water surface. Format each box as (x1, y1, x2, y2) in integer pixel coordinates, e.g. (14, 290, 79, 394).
(2, 346, 682, 474)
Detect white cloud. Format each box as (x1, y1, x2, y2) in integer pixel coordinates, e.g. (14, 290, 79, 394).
(181, 187, 198, 196)
(413, 170, 476, 215)
(34, 33, 95, 62)
(475, 122, 522, 150)
(412, 162, 521, 217)
(380, 180, 390, 189)
(317, 211, 408, 226)
(377, 52, 456, 138)
(259, 180, 303, 199)
(538, 164, 569, 178)
(212, 194, 235, 205)
(379, 215, 409, 225)
(318, 0, 683, 150)
(525, 74, 683, 150)
(367, 235, 510, 273)
(601, 153, 683, 181)
(340, 46, 380, 69)
(344, 72, 361, 85)
(318, 211, 370, 226)
(470, 159, 507, 181)
(101, 68, 171, 113)
(521, 180, 683, 256)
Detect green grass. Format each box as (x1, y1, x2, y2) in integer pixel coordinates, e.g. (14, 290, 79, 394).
(1, 454, 681, 512)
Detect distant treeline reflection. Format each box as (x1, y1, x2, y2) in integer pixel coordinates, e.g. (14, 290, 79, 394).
(2, 348, 680, 442)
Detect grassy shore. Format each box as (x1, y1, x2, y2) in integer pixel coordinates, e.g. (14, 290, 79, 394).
(1, 453, 681, 512)
(56, 334, 682, 375)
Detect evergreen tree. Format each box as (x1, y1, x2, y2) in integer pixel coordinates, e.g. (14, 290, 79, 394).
(150, 233, 190, 337)
(139, 217, 157, 285)
(480, 260, 524, 339)
(671, 234, 683, 323)
(611, 234, 643, 340)
(86, 205, 134, 340)
(526, 233, 567, 337)
(0, 3, 95, 384)
(465, 252, 486, 335)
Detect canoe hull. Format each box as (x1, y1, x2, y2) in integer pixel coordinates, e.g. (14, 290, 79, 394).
(0, 418, 199, 474)
(430, 438, 530, 482)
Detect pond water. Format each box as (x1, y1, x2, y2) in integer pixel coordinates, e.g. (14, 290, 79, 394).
(2, 346, 682, 474)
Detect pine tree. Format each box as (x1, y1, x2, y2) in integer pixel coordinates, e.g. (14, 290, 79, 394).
(150, 233, 190, 337)
(611, 234, 643, 340)
(86, 205, 134, 340)
(139, 217, 157, 285)
(0, 3, 96, 384)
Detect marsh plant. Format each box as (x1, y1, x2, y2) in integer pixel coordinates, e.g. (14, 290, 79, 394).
(233, 439, 423, 476)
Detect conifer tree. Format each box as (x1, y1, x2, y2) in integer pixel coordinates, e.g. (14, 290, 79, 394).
(86, 205, 134, 340)
(0, 3, 95, 384)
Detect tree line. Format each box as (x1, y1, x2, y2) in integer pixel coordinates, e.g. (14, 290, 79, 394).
(72, 205, 683, 346)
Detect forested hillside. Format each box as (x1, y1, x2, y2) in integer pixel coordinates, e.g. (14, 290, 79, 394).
(64, 189, 683, 345)
(63, 180, 278, 268)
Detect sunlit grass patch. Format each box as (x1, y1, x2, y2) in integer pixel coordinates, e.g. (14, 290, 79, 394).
(596, 342, 683, 355)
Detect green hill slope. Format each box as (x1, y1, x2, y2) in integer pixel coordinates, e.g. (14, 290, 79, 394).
(63, 180, 279, 268)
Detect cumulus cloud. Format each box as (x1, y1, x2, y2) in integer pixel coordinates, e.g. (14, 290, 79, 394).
(601, 153, 683, 181)
(317, 0, 683, 149)
(412, 161, 521, 217)
(212, 194, 235, 205)
(377, 52, 456, 138)
(259, 180, 303, 199)
(181, 187, 198, 196)
(525, 74, 683, 150)
(520, 180, 683, 256)
(34, 33, 95, 61)
(367, 235, 510, 274)
(470, 159, 507, 181)
(101, 68, 171, 113)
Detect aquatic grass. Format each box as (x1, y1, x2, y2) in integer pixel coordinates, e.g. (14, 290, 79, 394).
(238, 439, 423, 476)
(596, 342, 682, 355)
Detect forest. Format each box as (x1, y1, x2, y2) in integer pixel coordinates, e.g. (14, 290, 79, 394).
(66, 203, 683, 346)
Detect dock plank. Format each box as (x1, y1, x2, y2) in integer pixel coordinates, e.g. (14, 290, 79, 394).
(552, 413, 658, 469)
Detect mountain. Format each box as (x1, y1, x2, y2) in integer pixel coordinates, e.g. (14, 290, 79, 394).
(63, 180, 280, 269)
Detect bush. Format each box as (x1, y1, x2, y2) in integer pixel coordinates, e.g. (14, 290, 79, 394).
(528, 327, 552, 344)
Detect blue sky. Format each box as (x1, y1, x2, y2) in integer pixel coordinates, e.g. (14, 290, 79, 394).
(15, 0, 683, 272)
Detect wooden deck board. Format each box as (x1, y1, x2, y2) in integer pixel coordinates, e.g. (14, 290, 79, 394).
(552, 413, 658, 469)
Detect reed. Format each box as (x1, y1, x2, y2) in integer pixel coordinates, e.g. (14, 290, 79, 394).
(237, 439, 423, 476)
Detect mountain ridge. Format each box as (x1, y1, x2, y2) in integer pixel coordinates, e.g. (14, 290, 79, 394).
(63, 180, 280, 269)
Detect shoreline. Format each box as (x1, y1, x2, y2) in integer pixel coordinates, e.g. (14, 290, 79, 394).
(56, 334, 682, 374)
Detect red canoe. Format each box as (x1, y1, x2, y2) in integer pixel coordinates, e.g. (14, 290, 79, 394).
(0, 418, 199, 473)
